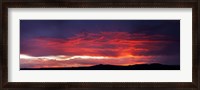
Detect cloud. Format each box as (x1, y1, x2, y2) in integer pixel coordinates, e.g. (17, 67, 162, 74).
(20, 31, 180, 68)
(21, 32, 178, 57)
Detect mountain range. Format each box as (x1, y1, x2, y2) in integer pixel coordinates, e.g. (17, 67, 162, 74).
(20, 63, 180, 70)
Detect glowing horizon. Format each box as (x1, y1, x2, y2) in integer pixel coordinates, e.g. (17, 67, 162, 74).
(20, 54, 111, 61)
(20, 54, 151, 68)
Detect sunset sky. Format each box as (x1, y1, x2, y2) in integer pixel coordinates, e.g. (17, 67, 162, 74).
(20, 20, 180, 68)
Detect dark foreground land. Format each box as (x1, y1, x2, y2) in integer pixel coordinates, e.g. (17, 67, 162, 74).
(21, 63, 180, 70)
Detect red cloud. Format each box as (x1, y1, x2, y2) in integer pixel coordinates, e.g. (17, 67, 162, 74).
(20, 32, 179, 68)
(21, 32, 175, 57)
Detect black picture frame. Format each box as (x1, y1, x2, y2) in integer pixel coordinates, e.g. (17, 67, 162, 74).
(1, 0, 199, 89)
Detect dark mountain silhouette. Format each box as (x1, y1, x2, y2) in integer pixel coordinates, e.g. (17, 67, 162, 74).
(20, 63, 180, 70)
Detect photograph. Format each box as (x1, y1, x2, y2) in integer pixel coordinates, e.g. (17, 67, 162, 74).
(20, 20, 180, 70)
(2, 0, 198, 89)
